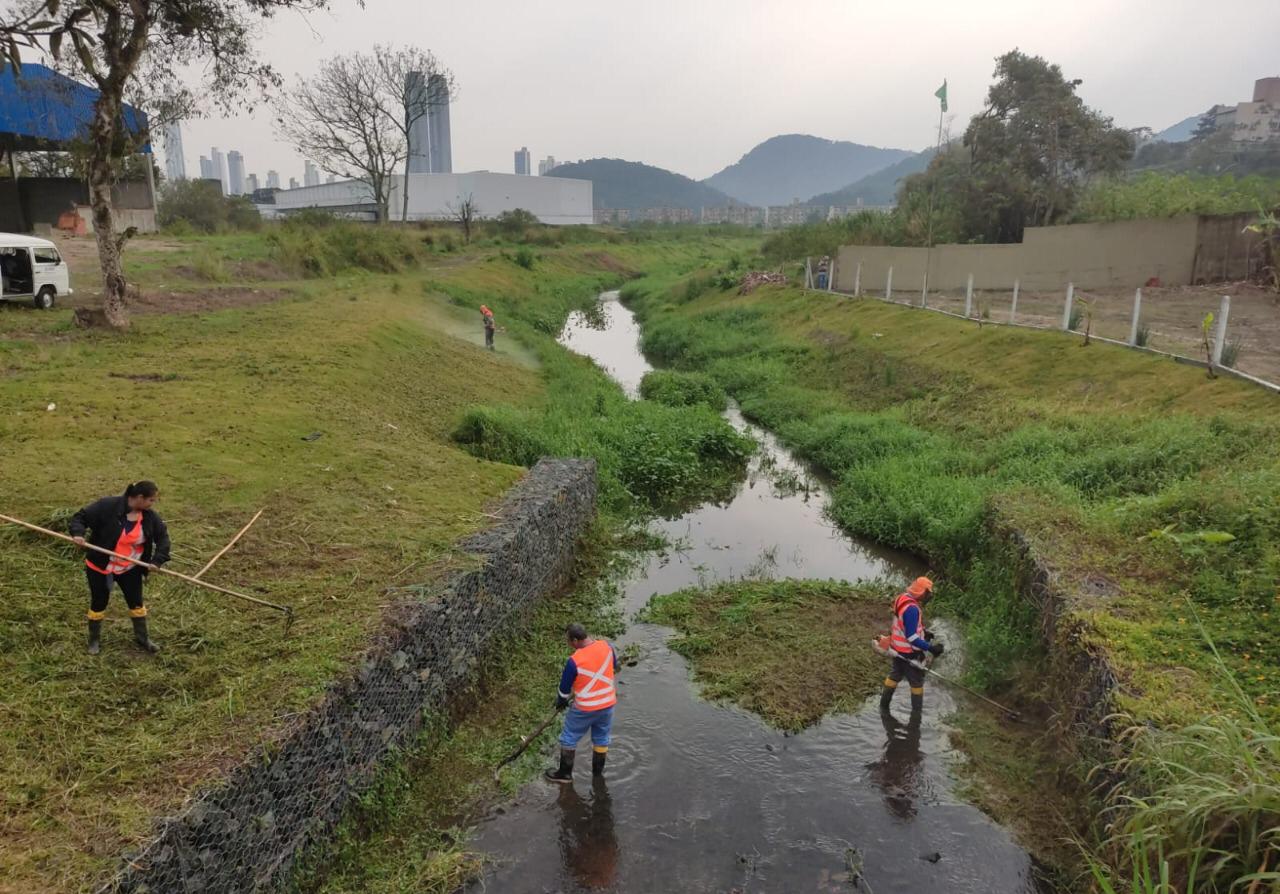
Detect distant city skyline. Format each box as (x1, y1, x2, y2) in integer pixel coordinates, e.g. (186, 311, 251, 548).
(161, 0, 1276, 185)
(514, 146, 531, 176)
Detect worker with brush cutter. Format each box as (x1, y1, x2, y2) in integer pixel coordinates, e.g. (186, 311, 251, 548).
(70, 480, 170, 655)
(878, 576, 943, 715)
(546, 623, 619, 783)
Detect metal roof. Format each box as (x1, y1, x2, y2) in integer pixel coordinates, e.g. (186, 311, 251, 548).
(0, 63, 149, 153)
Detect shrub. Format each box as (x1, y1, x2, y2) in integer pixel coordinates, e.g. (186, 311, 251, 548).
(158, 179, 261, 233)
(495, 208, 540, 237)
(638, 370, 728, 410)
(514, 246, 536, 270)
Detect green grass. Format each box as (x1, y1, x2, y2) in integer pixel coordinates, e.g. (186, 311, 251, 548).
(641, 579, 890, 732)
(638, 369, 729, 411)
(0, 226, 759, 893)
(621, 268, 1280, 892)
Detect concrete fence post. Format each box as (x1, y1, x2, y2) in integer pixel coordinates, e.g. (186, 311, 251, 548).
(1212, 294, 1231, 365)
(1010, 279, 1020, 323)
(886, 266, 894, 300)
(1062, 282, 1075, 331)
(854, 262, 862, 297)
(827, 259, 835, 293)
(921, 273, 928, 307)
(804, 257, 814, 290)
(964, 273, 974, 318)
(1128, 288, 1143, 346)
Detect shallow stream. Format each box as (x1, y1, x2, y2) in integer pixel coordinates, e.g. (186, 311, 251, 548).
(467, 292, 1041, 893)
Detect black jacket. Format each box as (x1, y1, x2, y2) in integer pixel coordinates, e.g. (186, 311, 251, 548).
(69, 495, 171, 570)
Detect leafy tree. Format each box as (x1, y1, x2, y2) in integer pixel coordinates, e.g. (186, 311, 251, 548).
(158, 178, 259, 232)
(903, 50, 1133, 243)
(495, 207, 539, 236)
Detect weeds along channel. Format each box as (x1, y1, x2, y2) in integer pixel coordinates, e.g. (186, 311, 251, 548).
(622, 270, 1280, 893)
(0, 222, 756, 894)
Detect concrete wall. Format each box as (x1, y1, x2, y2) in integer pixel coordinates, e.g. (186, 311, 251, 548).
(103, 458, 598, 894)
(0, 177, 156, 233)
(836, 216, 1204, 293)
(271, 172, 594, 226)
(1193, 211, 1266, 282)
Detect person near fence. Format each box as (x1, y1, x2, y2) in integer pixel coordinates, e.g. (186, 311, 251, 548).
(547, 623, 619, 782)
(70, 480, 170, 655)
(879, 576, 943, 714)
(816, 256, 830, 290)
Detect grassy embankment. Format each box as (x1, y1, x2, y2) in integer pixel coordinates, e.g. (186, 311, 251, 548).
(0, 222, 756, 894)
(622, 270, 1280, 892)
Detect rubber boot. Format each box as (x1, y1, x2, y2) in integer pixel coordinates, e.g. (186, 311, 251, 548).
(87, 620, 102, 655)
(545, 747, 575, 783)
(592, 749, 607, 777)
(879, 684, 896, 712)
(910, 692, 924, 716)
(131, 617, 160, 654)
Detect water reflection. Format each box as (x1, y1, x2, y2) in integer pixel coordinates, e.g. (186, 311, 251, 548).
(869, 710, 926, 821)
(556, 778, 620, 889)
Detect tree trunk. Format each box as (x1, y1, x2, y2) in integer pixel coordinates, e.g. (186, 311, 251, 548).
(400, 112, 411, 224)
(88, 88, 130, 330)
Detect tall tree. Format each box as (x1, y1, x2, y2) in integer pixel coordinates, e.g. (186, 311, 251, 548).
(370, 45, 455, 223)
(278, 51, 403, 223)
(1, 0, 328, 329)
(904, 50, 1133, 243)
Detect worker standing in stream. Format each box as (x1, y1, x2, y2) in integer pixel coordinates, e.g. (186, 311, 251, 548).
(879, 576, 944, 714)
(547, 623, 619, 783)
(481, 304, 497, 350)
(70, 481, 170, 655)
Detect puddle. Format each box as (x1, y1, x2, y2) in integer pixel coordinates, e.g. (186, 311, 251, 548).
(468, 292, 1043, 892)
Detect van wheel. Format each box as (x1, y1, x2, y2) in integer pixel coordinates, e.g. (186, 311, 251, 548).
(34, 287, 55, 310)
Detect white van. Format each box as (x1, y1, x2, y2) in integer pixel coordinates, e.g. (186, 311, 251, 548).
(0, 234, 74, 310)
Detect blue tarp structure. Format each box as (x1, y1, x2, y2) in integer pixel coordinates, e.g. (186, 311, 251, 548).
(0, 63, 149, 153)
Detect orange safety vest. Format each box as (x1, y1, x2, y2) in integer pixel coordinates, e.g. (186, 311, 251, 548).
(570, 639, 617, 712)
(889, 591, 923, 655)
(86, 514, 145, 576)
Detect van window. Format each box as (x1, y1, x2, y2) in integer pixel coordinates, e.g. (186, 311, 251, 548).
(33, 247, 61, 265)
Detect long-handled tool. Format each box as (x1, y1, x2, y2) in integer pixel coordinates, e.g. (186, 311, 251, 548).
(872, 636, 1020, 720)
(0, 512, 293, 623)
(194, 508, 264, 579)
(493, 700, 572, 783)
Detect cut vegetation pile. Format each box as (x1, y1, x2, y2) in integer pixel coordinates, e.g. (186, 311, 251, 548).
(623, 271, 1280, 892)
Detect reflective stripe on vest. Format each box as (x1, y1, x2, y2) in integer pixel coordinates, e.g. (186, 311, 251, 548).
(570, 639, 617, 711)
(889, 592, 922, 655)
(86, 515, 145, 576)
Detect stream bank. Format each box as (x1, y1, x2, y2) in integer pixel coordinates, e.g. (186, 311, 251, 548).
(464, 293, 1048, 893)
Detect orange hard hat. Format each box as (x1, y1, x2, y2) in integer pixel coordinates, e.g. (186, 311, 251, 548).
(906, 576, 934, 597)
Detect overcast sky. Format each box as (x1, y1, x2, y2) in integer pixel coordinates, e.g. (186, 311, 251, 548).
(173, 0, 1279, 185)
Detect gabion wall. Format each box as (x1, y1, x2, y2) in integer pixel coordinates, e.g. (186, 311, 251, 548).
(102, 458, 597, 894)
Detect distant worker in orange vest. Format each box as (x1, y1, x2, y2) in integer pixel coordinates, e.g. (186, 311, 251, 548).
(480, 304, 497, 350)
(69, 480, 170, 655)
(547, 623, 619, 782)
(879, 576, 943, 714)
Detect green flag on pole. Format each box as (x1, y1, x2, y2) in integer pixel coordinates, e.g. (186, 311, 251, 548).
(935, 80, 948, 113)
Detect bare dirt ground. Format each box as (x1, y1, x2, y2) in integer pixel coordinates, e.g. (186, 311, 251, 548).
(44, 234, 290, 316)
(881, 281, 1280, 385)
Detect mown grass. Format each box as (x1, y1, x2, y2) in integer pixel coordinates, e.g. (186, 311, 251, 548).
(0, 226, 757, 894)
(641, 579, 889, 732)
(622, 269, 1280, 892)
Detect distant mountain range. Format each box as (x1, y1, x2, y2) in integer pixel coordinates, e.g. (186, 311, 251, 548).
(703, 134, 913, 207)
(807, 148, 936, 207)
(1155, 113, 1204, 143)
(546, 158, 732, 210)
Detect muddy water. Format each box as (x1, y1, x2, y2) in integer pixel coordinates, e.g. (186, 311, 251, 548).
(469, 293, 1040, 893)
